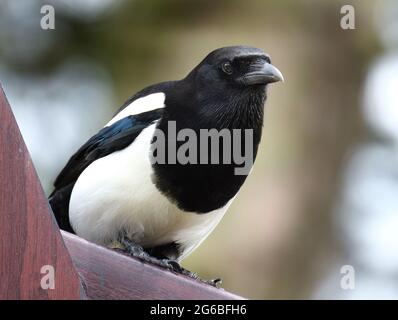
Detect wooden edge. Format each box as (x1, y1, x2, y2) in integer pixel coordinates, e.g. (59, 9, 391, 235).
(0, 85, 83, 299)
(62, 231, 244, 300)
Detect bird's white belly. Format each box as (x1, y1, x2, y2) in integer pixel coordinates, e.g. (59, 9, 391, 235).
(69, 123, 230, 259)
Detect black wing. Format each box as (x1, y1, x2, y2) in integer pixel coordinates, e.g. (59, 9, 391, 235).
(49, 108, 163, 232)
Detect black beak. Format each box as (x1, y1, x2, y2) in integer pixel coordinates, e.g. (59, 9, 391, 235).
(241, 62, 284, 85)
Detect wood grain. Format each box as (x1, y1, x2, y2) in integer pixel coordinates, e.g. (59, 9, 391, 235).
(63, 231, 243, 300)
(0, 86, 82, 299)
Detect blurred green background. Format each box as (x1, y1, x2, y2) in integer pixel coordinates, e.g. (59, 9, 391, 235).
(2, 0, 398, 299)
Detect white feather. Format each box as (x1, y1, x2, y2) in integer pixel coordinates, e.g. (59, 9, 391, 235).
(69, 122, 232, 260)
(105, 92, 165, 127)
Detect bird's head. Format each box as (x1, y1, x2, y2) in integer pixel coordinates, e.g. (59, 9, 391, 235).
(186, 46, 283, 100)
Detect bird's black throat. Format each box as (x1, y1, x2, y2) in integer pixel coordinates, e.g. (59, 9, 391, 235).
(152, 80, 267, 213)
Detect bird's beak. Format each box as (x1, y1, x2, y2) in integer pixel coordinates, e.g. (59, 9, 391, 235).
(242, 62, 284, 85)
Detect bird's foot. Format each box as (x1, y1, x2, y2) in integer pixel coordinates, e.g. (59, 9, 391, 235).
(116, 236, 222, 288)
(117, 236, 184, 273)
(164, 259, 198, 279)
(118, 235, 165, 265)
(163, 259, 222, 288)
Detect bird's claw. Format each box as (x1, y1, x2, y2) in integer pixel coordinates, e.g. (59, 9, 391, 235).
(164, 259, 222, 288)
(206, 278, 222, 288)
(164, 259, 199, 279)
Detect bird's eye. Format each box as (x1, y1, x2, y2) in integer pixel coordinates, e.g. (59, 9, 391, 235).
(221, 62, 233, 75)
(264, 56, 271, 64)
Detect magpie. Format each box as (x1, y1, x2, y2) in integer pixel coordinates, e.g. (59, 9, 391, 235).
(49, 46, 283, 280)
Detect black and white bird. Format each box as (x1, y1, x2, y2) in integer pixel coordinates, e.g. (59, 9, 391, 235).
(49, 46, 283, 276)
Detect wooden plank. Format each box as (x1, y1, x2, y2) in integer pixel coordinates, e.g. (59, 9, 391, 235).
(62, 231, 243, 300)
(0, 86, 82, 299)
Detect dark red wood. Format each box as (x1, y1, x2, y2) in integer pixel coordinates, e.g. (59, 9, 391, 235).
(0, 86, 82, 299)
(62, 231, 243, 300)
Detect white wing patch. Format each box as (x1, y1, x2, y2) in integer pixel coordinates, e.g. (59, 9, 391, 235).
(106, 92, 165, 127)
